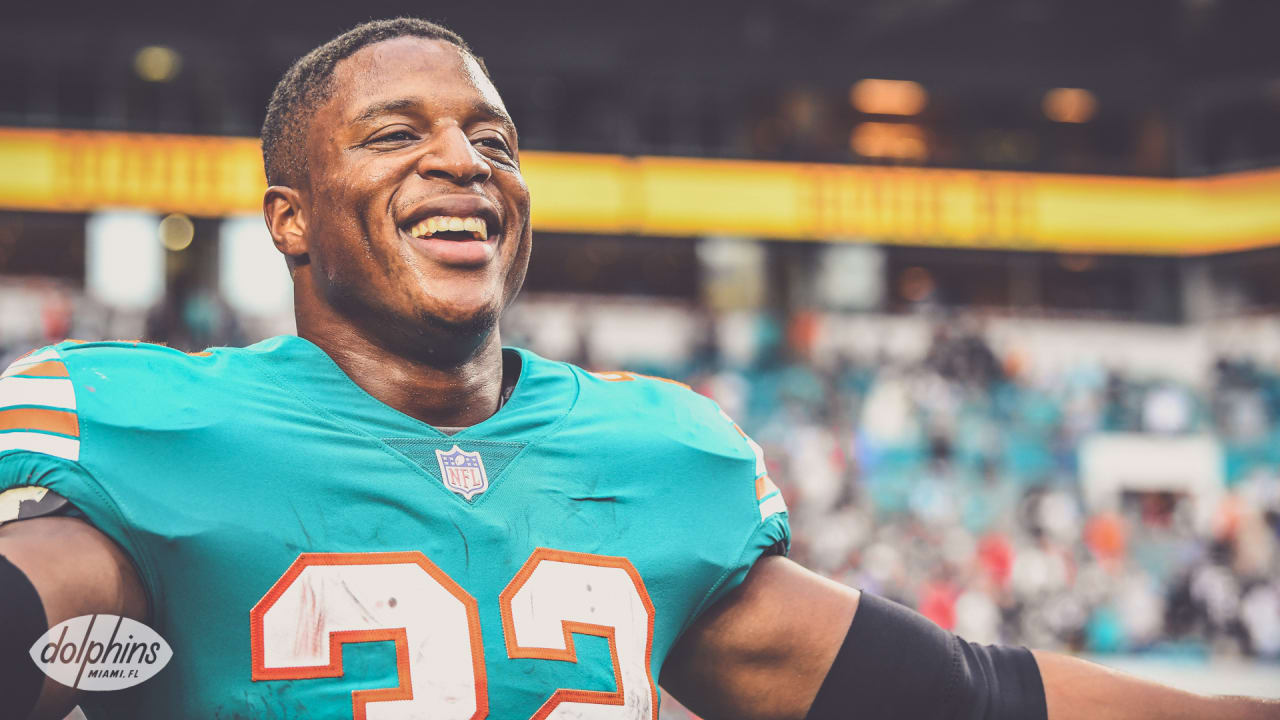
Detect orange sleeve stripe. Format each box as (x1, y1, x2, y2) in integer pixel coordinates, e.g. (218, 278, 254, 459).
(0, 408, 79, 437)
(594, 371, 691, 389)
(755, 474, 779, 501)
(633, 373, 691, 390)
(594, 371, 636, 382)
(14, 361, 69, 378)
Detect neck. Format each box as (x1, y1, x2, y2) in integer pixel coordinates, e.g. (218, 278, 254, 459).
(295, 301, 506, 430)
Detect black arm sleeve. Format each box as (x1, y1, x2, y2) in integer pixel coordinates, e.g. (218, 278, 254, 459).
(805, 591, 1047, 720)
(0, 554, 48, 720)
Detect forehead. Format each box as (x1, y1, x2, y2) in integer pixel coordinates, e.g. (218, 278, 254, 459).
(325, 36, 506, 121)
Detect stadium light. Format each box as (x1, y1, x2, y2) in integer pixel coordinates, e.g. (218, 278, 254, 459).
(1042, 88, 1098, 123)
(850, 122, 928, 160)
(85, 211, 165, 311)
(219, 216, 293, 317)
(159, 213, 194, 251)
(816, 245, 884, 310)
(133, 46, 182, 83)
(850, 79, 929, 116)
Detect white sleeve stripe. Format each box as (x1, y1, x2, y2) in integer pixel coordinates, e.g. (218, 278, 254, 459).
(747, 436, 767, 476)
(3, 349, 61, 372)
(0, 377, 77, 410)
(14, 348, 60, 364)
(758, 492, 787, 520)
(0, 432, 80, 461)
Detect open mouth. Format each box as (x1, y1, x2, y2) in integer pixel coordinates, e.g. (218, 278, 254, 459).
(404, 215, 489, 242)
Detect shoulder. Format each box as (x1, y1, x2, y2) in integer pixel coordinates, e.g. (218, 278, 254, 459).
(5, 339, 242, 400)
(1, 340, 254, 457)
(558, 360, 753, 462)
(6, 339, 223, 373)
(575, 367, 709, 417)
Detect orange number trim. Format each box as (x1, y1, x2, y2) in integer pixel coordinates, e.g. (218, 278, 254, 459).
(250, 551, 488, 720)
(498, 548, 659, 720)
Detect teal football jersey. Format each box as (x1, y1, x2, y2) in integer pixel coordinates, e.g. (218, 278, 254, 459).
(0, 336, 789, 720)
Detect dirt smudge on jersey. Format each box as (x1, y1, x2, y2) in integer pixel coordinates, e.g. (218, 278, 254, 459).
(447, 512, 470, 570)
(294, 575, 326, 657)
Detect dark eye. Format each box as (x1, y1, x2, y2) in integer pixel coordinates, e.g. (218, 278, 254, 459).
(368, 130, 416, 145)
(476, 137, 512, 155)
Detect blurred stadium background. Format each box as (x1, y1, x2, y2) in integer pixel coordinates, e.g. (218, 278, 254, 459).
(3, 0, 1280, 714)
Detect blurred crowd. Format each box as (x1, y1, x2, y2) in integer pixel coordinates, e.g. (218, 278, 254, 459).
(667, 323, 1280, 665)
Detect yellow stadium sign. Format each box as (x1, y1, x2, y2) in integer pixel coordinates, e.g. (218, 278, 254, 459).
(0, 127, 1277, 255)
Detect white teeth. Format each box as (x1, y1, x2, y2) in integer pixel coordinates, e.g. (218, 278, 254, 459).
(406, 216, 489, 240)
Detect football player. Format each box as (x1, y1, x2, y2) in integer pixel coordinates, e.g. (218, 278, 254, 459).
(2, 18, 1277, 720)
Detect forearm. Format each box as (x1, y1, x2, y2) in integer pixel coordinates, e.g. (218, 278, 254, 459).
(1035, 651, 1280, 720)
(0, 517, 148, 720)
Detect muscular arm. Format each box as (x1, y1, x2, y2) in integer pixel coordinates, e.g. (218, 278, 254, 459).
(661, 555, 1279, 720)
(0, 516, 148, 720)
(660, 556, 857, 719)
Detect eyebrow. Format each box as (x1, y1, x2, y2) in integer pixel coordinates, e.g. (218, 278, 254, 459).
(350, 97, 518, 137)
(472, 100, 519, 138)
(350, 98, 420, 126)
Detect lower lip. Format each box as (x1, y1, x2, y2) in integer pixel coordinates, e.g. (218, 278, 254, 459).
(405, 231, 498, 267)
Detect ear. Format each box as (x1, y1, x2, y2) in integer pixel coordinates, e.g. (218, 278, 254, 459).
(263, 186, 309, 259)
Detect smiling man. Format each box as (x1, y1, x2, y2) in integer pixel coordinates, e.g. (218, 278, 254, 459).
(0, 18, 1278, 720)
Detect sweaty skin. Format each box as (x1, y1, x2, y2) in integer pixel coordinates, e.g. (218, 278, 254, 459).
(4, 36, 1280, 720)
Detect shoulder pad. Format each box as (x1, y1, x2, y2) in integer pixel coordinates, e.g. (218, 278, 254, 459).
(0, 487, 74, 526)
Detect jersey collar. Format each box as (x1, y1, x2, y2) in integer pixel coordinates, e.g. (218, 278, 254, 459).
(245, 335, 579, 443)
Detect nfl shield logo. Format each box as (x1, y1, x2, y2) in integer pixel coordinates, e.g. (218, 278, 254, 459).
(435, 445, 489, 500)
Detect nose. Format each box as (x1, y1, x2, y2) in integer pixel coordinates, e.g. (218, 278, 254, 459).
(414, 126, 491, 186)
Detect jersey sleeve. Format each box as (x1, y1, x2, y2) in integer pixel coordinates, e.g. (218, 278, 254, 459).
(0, 344, 159, 609)
(688, 405, 792, 621)
(0, 346, 81, 461)
(578, 367, 793, 633)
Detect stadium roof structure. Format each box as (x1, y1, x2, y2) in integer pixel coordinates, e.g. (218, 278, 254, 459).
(2, 0, 1278, 177)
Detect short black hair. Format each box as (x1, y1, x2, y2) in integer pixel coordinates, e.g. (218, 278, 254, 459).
(261, 17, 489, 187)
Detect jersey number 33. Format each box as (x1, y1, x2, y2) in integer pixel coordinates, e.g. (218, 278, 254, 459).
(250, 548, 658, 720)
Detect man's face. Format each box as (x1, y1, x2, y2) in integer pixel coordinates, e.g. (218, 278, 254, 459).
(299, 37, 531, 349)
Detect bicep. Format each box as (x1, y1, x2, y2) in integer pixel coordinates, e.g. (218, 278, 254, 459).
(0, 516, 147, 720)
(661, 555, 859, 720)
